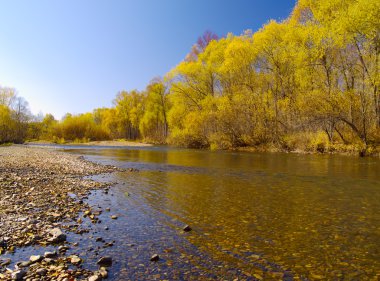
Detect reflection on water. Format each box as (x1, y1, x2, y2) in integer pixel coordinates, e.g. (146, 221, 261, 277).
(63, 147, 380, 280)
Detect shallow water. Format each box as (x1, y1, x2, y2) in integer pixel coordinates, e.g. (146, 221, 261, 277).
(6, 146, 380, 280)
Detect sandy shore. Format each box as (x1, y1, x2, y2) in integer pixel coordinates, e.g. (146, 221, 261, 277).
(0, 146, 119, 280)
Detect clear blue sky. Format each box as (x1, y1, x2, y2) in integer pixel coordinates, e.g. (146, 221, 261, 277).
(0, 0, 295, 119)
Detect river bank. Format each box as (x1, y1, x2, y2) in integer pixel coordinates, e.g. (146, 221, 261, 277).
(25, 140, 152, 147)
(0, 146, 120, 280)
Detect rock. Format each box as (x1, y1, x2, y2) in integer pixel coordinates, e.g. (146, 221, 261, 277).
(36, 268, 48, 276)
(11, 270, 26, 281)
(99, 267, 108, 278)
(89, 275, 102, 281)
(97, 256, 112, 267)
(17, 261, 31, 268)
(111, 215, 118, 220)
(183, 225, 192, 232)
(0, 258, 11, 266)
(58, 245, 69, 252)
(29, 255, 43, 263)
(48, 228, 66, 243)
(150, 254, 160, 262)
(43, 258, 53, 264)
(44, 251, 57, 258)
(70, 255, 82, 265)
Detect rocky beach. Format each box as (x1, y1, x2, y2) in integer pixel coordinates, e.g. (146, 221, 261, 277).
(0, 146, 119, 280)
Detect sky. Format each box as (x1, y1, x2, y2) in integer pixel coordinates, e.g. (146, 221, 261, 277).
(0, 0, 296, 119)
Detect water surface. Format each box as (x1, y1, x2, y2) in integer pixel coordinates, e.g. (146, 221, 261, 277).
(7, 146, 380, 280)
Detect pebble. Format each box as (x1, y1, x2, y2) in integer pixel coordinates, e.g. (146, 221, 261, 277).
(36, 268, 47, 276)
(44, 251, 57, 258)
(150, 254, 160, 262)
(29, 255, 42, 263)
(89, 275, 102, 281)
(97, 256, 113, 267)
(183, 225, 192, 232)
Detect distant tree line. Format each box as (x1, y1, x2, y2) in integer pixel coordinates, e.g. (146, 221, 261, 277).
(1, 0, 379, 154)
(0, 87, 30, 144)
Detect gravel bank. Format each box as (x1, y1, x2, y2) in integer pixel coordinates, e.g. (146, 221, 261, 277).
(0, 146, 119, 280)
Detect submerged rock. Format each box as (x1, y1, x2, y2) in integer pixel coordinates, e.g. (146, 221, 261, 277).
(150, 254, 160, 262)
(183, 225, 192, 232)
(89, 275, 102, 281)
(48, 228, 66, 243)
(70, 255, 82, 265)
(97, 256, 112, 267)
(29, 255, 43, 263)
(11, 270, 26, 281)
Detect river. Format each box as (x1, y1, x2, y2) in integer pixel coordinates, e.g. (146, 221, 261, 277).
(7, 146, 380, 280)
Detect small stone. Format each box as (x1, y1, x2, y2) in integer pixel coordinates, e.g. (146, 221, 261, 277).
(70, 255, 82, 265)
(0, 258, 11, 266)
(30, 255, 43, 263)
(36, 268, 48, 276)
(99, 267, 108, 278)
(44, 251, 57, 258)
(11, 270, 26, 281)
(17, 261, 31, 268)
(183, 225, 192, 232)
(97, 256, 112, 267)
(150, 254, 159, 262)
(111, 215, 118, 220)
(58, 245, 69, 252)
(48, 228, 66, 243)
(88, 275, 102, 281)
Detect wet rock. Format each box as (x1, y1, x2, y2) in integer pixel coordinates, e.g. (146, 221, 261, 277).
(89, 275, 102, 281)
(70, 255, 82, 265)
(43, 258, 53, 264)
(17, 261, 31, 268)
(58, 245, 69, 252)
(48, 228, 66, 243)
(36, 268, 47, 276)
(183, 225, 192, 232)
(29, 255, 43, 263)
(99, 267, 108, 278)
(97, 256, 112, 267)
(150, 254, 160, 262)
(11, 270, 26, 281)
(44, 251, 57, 258)
(0, 258, 11, 266)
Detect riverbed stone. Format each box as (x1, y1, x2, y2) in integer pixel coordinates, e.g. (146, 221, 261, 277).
(97, 256, 112, 267)
(29, 255, 43, 263)
(11, 270, 26, 281)
(48, 228, 66, 243)
(36, 268, 48, 276)
(183, 225, 192, 232)
(88, 275, 102, 281)
(70, 255, 82, 265)
(44, 251, 57, 258)
(150, 254, 160, 262)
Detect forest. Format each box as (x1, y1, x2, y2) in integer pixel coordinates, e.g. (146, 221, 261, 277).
(1, 0, 379, 154)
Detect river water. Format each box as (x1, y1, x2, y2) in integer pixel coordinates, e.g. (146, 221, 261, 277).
(6, 146, 380, 280)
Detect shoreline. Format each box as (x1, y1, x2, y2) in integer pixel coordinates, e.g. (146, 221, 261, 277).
(0, 146, 121, 280)
(25, 140, 152, 147)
